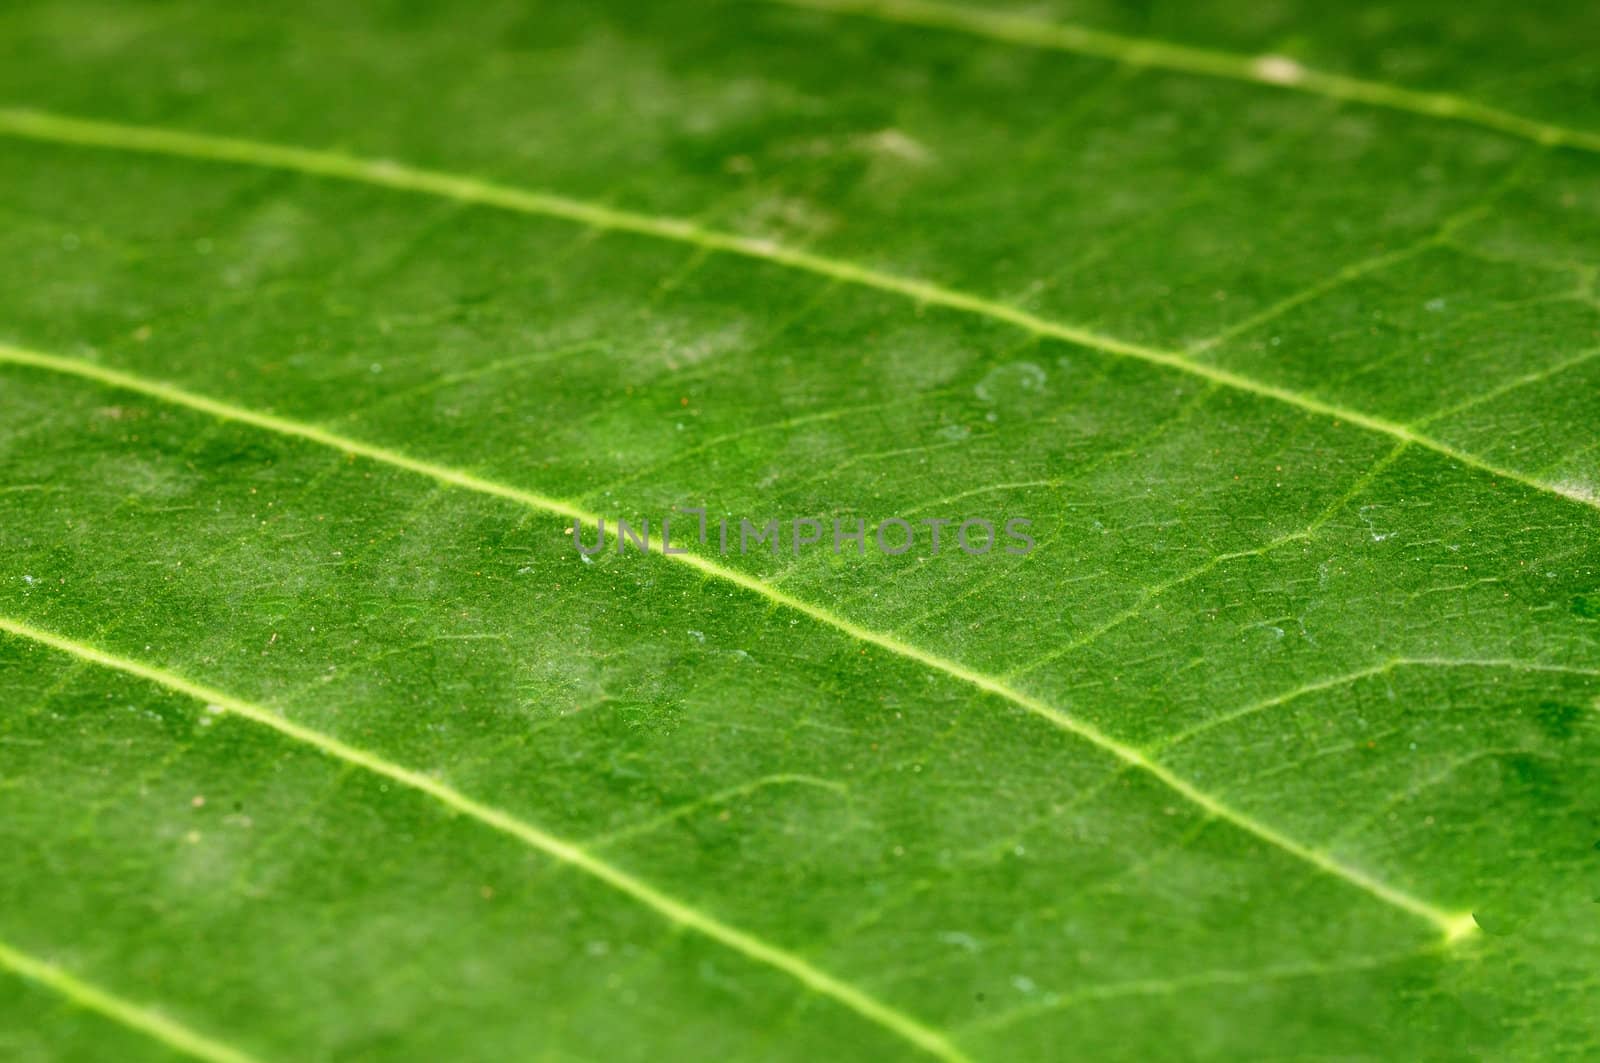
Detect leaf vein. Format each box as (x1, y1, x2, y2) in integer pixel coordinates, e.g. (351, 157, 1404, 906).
(0, 937, 263, 1063)
(1154, 657, 1600, 753)
(0, 615, 967, 1063)
(769, 0, 1600, 154)
(0, 108, 1594, 515)
(0, 344, 1475, 938)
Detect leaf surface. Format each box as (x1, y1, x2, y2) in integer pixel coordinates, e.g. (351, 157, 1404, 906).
(0, 1, 1597, 1059)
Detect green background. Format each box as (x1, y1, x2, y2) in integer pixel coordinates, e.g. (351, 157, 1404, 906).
(1, 0, 1597, 1059)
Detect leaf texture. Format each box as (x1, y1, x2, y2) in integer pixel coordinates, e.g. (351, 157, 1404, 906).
(0, 1, 1597, 1060)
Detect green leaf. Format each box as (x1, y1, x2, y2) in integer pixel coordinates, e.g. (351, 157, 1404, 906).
(1, 1, 1597, 1059)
